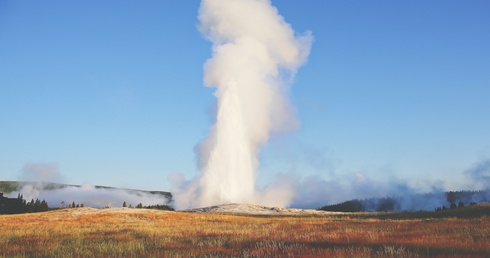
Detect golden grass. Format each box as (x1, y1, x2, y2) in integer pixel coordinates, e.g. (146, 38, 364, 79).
(0, 207, 489, 257)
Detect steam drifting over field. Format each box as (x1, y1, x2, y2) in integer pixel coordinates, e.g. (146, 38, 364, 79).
(9, 163, 170, 208)
(16, 183, 169, 208)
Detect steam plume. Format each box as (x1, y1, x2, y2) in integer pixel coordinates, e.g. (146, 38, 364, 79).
(466, 158, 490, 189)
(174, 0, 312, 209)
(20, 162, 64, 185)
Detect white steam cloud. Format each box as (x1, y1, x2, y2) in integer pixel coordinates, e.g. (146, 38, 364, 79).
(466, 158, 490, 189)
(14, 162, 169, 208)
(174, 0, 312, 209)
(20, 162, 64, 184)
(17, 184, 168, 209)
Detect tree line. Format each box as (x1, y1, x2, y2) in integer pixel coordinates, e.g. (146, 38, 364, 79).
(319, 190, 489, 212)
(122, 201, 174, 211)
(0, 193, 49, 214)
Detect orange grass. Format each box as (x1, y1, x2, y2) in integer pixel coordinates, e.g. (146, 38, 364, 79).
(0, 207, 489, 257)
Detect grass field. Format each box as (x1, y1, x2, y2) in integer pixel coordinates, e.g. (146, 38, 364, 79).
(1, 205, 489, 257)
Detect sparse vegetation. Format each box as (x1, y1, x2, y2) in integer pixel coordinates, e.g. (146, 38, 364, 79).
(0, 205, 489, 257)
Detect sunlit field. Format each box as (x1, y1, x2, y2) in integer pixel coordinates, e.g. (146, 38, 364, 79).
(1, 206, 489, 257)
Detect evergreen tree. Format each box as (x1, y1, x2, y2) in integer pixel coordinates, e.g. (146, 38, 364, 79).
(21, 199, 27, 213)
(40, 200, 49, 212)
(27, 199, 35, 213)
(123, 201, 127, 208)
(35, 199, 41, 212)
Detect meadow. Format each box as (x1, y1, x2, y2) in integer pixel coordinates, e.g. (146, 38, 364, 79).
(0, 205, 489, 257)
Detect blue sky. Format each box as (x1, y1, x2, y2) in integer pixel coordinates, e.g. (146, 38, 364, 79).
(1, 1, 489, 196)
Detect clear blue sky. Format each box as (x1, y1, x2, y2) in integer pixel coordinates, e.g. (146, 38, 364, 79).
(1, 1, 489, 195)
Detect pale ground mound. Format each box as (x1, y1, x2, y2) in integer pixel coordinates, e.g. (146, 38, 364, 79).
(39, 204, 333, 218)
(184, 203, 334, 215)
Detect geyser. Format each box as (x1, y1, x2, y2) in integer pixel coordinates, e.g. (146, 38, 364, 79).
(174, 0, 312, 209)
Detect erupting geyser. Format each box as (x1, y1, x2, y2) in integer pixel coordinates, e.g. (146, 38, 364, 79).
(174, 0, 312, 209)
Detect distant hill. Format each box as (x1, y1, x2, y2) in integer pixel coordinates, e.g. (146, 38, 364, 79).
(0, 181, 18, 193)
(0, 181, 172, 199)
(320, 190, 489, 212)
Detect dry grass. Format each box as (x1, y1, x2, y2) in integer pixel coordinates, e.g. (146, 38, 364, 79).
(1, 207, 489, 257)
